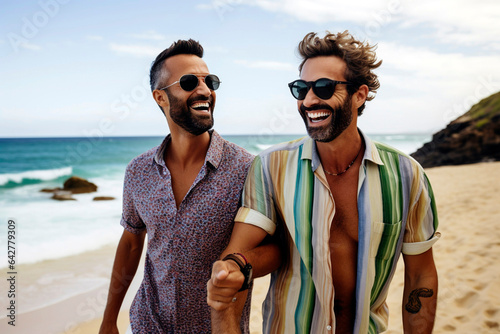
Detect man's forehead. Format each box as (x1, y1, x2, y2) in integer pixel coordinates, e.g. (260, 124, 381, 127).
(164, 54, 209, 76)
(300, 55, 346, 80)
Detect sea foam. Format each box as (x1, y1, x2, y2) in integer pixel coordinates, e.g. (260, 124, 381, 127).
(0, 167, 73, 186)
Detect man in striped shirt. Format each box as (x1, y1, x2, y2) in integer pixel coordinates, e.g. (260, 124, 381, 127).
(208, 31, 439, 333)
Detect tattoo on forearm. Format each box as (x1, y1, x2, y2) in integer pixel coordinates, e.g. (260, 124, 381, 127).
(405, 288, 434, 314)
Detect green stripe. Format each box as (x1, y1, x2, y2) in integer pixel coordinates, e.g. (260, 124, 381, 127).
(248, 156, 267, 215)
(371, 147, 403, 304)
(368, 317, 378, 334)
(293, 147, 315, 333)
(425, 174, 439, 232)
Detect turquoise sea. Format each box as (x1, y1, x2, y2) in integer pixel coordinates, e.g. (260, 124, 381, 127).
(0, 133, 431, 268)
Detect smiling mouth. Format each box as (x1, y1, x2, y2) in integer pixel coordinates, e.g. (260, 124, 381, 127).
(191, 102, 211, 113)
(307, 111, 331, 123)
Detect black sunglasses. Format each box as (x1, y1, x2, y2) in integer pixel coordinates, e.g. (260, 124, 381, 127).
(288, 78, 351, 100)
(160, 74, 221, 92)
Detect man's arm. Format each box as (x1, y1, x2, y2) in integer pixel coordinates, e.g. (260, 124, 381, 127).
(207, 222, 281, 333)
(402, 248, 438, 334)
(99, 229, 146, 334)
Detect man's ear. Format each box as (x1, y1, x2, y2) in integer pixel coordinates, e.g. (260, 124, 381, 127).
(353, 84, 369, 110)
(153, 89, 170, 112)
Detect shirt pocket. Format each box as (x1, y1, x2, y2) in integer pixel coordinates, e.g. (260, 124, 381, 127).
(370, 221, 402, 261)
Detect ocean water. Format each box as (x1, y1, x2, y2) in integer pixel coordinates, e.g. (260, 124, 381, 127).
(0, 133, 431, 268)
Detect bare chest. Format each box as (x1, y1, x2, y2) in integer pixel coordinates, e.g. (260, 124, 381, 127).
(167, 163, 203, 208)
(327, 173, 359, 331)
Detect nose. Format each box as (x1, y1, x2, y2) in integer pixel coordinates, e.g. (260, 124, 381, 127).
(195, 77, 212, 97)
(301, 85, 320, 108)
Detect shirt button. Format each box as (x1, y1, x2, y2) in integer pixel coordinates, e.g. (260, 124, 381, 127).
(327, 325, 332, 331)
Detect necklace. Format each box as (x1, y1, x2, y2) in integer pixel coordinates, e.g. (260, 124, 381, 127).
(323, 145, 363, 176)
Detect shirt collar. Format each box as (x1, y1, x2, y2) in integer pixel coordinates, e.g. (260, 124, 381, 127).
(359, 129, 384, 166)
(301, 128, 384, 172)
(204, 130, 224, 169)
(153, 129, 224, 169)
(300, 137, 321, 172)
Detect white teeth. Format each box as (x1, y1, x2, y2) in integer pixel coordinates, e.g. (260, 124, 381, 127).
(307, 111, 330, 119)
(191, 102, 209, 109)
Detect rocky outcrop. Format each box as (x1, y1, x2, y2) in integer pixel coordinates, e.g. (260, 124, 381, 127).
(63, 176, 98, 194)
(411, 91, 500, 168)
(41, 176, 108, 201)
(93, 196, 115, 201)
(51, 190, 76, 201)
(40, 187, 62, 193)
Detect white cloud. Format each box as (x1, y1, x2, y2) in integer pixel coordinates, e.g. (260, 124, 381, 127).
(365, 42, 500, 131)
(109, 43, 162, 57)
(213, 0, 500, 49)
(234, 59, 296, 71)
(396, 0, 500, 49)
(131, 30, 166, 41)
(249, 0, 387, 23)
(377, 42, 500, 89)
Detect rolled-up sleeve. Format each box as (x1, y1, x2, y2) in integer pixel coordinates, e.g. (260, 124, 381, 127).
(120, 162, 146, 234)
(403, 168, 440, 255)
(235, 156, 277, 235)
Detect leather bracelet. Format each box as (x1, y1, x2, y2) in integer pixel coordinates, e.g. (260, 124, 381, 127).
(222, 254, 253, 291)
(235, 252, 248, 265)
(223, 254, 244, 268)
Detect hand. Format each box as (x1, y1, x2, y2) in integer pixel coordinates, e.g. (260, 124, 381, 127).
(207, 260, 245, 311)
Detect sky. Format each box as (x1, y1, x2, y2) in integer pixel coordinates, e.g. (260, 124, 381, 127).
(1, 0, 499, 138)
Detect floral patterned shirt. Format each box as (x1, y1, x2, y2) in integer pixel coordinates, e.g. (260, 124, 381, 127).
(121, 130, 254, 333)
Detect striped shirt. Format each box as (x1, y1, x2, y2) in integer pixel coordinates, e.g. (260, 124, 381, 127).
(235, 130, 439, 333)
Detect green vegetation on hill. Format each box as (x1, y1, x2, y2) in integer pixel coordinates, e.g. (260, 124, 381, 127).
(463, 91, 500, 128)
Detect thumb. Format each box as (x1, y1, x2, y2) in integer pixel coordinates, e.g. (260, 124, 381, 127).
(216, 268, 229, 280)
(212, 260, 230, 282)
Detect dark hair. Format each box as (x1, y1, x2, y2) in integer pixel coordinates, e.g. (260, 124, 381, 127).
(297, 31, 382, 115)
(149, 39, 204, 91)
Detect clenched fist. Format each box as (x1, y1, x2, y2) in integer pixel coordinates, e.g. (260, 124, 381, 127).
(207, 259, 245, 311)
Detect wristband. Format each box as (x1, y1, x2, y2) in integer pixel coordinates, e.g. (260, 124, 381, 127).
(235, 252, 248, 265)
(222, 254, 253, 291)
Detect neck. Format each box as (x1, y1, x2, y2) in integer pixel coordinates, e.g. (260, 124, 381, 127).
(316, 127, 363, 174)
(166, 130, 211, 168)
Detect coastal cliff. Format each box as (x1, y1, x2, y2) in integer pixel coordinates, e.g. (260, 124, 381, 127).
(411, 91, 500, 168)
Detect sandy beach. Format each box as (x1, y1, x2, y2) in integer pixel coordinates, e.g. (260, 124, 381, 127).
(1, 161, 499, 333)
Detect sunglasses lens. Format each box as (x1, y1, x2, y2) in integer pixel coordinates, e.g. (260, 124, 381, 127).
(205, 74, 221, 91)
(179, 74, 199, 91)
(290, 80, 309, 100)
(314, 79, 335, 100)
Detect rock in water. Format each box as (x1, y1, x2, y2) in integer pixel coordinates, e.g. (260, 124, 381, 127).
(63, 176, 98, 194)
(40, 187, 62, 193)
(52, 191, 76, 201)
(411, 91, 500, 168)
(93, 196, 115, 201)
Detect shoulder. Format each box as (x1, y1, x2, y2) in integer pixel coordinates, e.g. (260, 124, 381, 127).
(251, 136, 310, 172)
(373, 140, 423, 170)
(125, 146, 157, 174)
(370, 140, 429, 188)
(223, 139, 255, 164)
(258, 136, 309, 159)
(217, 135, 255, 171)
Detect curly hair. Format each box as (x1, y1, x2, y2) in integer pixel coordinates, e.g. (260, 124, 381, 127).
(149, 39, 204, 91)
(297, 31, 382, 115)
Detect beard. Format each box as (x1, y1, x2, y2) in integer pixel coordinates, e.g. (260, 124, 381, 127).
(166, 91, 214, 136)
(299, 94, 353, 143)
